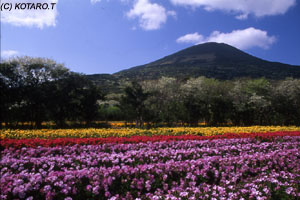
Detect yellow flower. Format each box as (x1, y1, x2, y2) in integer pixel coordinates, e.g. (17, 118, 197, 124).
(1, 126, 299, 139)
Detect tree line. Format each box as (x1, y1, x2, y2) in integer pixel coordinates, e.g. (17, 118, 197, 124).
(114, 77, 300, 127)
(1, 57, 300, 128)
(0, 57, 102, 128)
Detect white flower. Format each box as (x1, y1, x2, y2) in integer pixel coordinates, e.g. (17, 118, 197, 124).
(180, 192, 188, 197)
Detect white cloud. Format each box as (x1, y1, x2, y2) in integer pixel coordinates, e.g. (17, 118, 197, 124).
(176, 27, 276, 50)
(170, 0, 296, 19)
(127, 0, 175, 30)
(1, 0, 58, 29)
(1, 50, 19, 59)
(177, 32, 204, 44)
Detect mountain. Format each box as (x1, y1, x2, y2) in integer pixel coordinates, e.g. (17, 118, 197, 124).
(87, 42, 300, 92)
(114, 42, 300, 80)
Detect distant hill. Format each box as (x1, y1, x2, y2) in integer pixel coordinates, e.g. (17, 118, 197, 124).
(87, 42, 300, 92)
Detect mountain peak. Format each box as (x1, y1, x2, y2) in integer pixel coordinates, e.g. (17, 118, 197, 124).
(161, 42, 260, 63)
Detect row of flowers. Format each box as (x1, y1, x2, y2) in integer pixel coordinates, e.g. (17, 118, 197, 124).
(1, 131, 300, 148)
(108, 122, 208, 128)
(1, 126, 299, 139)
(1, 136, 300, 200)
(1, 121, 208, 129)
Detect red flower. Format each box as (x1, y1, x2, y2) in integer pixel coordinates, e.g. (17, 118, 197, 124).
(1, 131, 299, 148)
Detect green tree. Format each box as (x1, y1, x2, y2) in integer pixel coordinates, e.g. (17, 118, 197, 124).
(143, 77, 182, 126)
(1, 57, 70, 128)
(0, 62, 23, 127)
(47, 73, 103, 127)
(120, 81, 149, 128)
(229, 78, 273, 125)
(272, 79, 300, 125)
(201, 78, 233, 125)
(180, 77, 208, 125)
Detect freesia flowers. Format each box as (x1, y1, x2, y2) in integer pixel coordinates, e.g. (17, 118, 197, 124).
(1, 135, 300, 199)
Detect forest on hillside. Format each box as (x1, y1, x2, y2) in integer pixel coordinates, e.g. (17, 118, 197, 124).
(1, 57, 300, 128)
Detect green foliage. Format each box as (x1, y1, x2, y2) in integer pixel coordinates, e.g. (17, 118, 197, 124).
(120, 81, 150, 127)
(117, 77, 300, 126)
(1, 54, 300, 128)
(143, 77, 182, 125)
(1, 57, 103, 128)
(98, 104, 123, 121)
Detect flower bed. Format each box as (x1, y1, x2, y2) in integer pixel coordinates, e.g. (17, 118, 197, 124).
(1, 126, 299, 139)
(1, 131, 300, 148)
(1, 136, 300, 200)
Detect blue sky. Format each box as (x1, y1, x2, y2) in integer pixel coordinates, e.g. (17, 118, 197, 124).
(1, 0, 300, 74)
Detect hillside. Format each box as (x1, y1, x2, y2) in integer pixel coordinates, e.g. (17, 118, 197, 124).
(87, 42, 300, 91)
(114, 42, 300, 80)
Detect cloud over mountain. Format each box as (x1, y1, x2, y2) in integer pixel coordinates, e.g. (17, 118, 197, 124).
(177, 28, 276, 50)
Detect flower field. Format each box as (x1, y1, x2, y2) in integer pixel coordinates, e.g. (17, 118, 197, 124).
(1, 126, 299, 139)
(1, 127, 300, 199)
